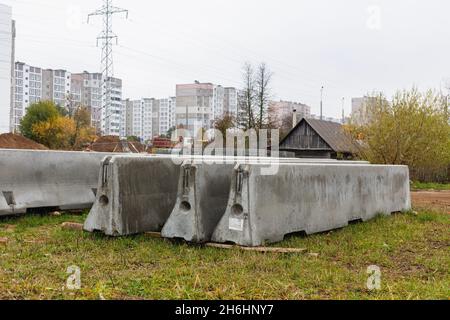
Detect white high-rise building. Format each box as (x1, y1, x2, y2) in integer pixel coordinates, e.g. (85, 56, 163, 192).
(176, 82, 238, 134)
(158, 97, 176, 136)
(129, 98, 154, 142)
(0, 4, 14, 133)
(102, 77, 123, 136)
(224, 87, 238, 116)
(12, 62, 43, 132)
(121, 97, 177, 141)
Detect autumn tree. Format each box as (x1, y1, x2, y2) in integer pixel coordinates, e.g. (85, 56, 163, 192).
(70, 107, 96, 150)
(345, 88, 450, 177)
(19, 101, 60, 141)
(32, 116, 76, 150)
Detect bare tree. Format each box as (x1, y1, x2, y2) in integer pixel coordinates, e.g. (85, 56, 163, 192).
(214, 112, 236, 138)
(255, 62, 273, 130)
(238, 62, 256, 130)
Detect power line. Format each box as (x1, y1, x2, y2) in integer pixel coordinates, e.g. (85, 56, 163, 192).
(88, 0, 128, 135)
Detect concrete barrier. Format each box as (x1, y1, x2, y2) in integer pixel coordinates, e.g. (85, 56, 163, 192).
(85, 155, 365, 237)
(211, 163, 411, 247)
(0, 149, 120, 216)
(83, 155, 183, 236)
(161, 158, 370, 243)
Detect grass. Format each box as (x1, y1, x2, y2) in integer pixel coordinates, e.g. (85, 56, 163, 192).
(411, 181, 450, 191)
(0, 210, 449, 300)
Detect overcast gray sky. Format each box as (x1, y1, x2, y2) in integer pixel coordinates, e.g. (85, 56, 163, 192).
(3, 0, 450, 118)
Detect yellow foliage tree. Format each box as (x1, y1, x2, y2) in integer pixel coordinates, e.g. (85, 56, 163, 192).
(71, 107, 96, 150)
(32, 116, 76, 150)
(345, 88, 450, 180)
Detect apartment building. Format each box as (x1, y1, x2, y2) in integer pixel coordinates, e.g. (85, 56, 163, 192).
(269, 100, 312, 128)
(121, 97, 177, 142)
(0, 4, 13, 133)
(100, 77, 123, 136)
(70, 72, 103, 129)
(224, 87, 238, 116)
(120, 99, 133, 138)
(351, 96, 386, 125)
(176, 82, 238, 134)
(12, 63, 43, 131)
(157, 97, 176, 135)
(42, 69, 71, 108)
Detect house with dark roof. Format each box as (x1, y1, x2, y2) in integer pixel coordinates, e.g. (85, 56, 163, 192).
(279, 118, 356, 159)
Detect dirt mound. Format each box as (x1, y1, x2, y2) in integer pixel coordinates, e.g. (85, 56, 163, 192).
(89, 136, 146, 153)
(0, 133, 48, 150)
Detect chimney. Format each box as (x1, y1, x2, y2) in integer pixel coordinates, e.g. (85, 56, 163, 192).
(292, 109, 297, 128)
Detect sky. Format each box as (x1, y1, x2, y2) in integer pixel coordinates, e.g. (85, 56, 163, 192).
(2, 0, 450, 118)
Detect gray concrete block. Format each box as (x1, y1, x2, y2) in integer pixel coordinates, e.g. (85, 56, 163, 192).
(83, 155, 182, 236)
(211, 163, 411, 247)
(161, 158, 368, 243)
(0, 149, 116, 216)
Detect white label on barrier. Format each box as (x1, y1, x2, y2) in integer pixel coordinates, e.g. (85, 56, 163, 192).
(229, 217, 244, 232)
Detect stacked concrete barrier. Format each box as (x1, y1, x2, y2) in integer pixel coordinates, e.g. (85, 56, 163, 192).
(211, 163, 411, 247)
(0, 149, 119, 216)
(161, 158, 370, 243)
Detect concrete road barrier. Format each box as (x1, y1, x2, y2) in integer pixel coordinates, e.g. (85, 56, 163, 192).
(162, 158, 369, 243)
(85, 155, 366, 237)
(83, 155, 183, 236)
(0, 149, 119, 216)
(211, 163, 411, 247)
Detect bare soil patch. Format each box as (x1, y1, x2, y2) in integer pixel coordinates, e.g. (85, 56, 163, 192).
(412, 191, 450, 212)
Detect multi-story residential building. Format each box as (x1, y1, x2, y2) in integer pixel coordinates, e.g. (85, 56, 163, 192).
(12, 62, 43, 131)
(176, 82, 214, 134)
(224, 87, 238, 116)
(70, 72, 103, 129)
(120, 96, 177, 141)
(120, 99, 133, 138)
(8, 20, 15, 133)
(10, 63, 124, 136)
(351, 96, 384, 125)
(42, 69, 71, 108)
(0, 4, 13, 133)
(269, 100, 312, 128)
(176, 82, 238, 134)
(128, 98, 155, 142)
(101, 77, 123, 136)
(213, 85, 225, 120)
(157, 97, 176, 136)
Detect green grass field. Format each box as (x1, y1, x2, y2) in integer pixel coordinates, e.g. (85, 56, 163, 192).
(0, 210, 449, 300)
(411, 181, 450, 191)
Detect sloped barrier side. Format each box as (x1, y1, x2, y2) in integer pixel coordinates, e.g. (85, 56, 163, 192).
(161, 161, 235, 243)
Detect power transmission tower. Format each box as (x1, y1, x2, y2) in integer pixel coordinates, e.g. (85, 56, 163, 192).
(88, 0, 128, 135)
